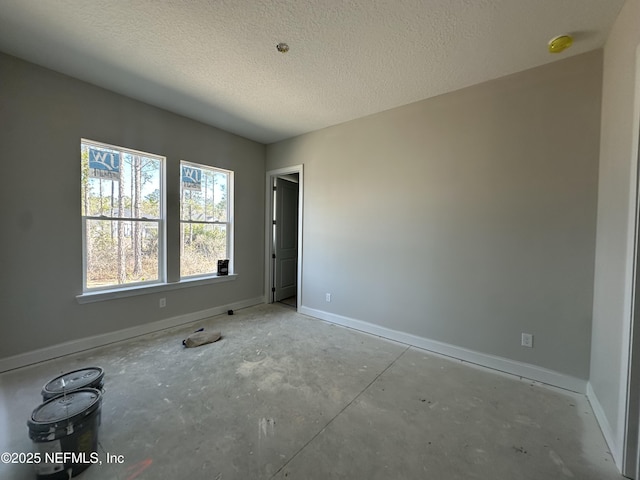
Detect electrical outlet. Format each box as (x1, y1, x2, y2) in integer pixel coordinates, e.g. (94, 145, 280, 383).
(159, 298, 166, 308)
(325, 293, 331, 302)
(521, 333, 533, 348)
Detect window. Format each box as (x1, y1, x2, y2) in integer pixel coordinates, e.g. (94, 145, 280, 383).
(80, 140, 233, 298)
(180, 161, 232, 278)
(81, 140, 164, 291)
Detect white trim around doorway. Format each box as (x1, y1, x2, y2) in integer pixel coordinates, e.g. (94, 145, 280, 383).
(265, 165, 304, 311)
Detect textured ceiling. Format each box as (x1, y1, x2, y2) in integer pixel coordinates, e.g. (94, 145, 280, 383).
(0, 0, 626, 144)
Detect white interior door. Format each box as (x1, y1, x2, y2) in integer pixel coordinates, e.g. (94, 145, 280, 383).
(274, 176, 298, 301)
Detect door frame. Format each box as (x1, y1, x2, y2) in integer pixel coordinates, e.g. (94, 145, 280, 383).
(265, 165, 304, 310)
(624, 43, 640, 479)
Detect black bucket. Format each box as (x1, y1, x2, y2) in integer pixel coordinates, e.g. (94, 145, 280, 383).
(27, 388, 102, 479)
(41, 367, 105, 401)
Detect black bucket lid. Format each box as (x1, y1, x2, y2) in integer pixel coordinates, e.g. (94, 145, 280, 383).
(42, 367, 104, 397)
(28, 388, 102, 433)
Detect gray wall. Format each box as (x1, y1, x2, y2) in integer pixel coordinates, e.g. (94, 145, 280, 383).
(267, 50, 602, 381)
(590, 0, 640, 464)
(0, 53, 265, 360)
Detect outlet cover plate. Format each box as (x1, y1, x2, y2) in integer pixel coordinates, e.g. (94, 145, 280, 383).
(521, 333, 533, 348)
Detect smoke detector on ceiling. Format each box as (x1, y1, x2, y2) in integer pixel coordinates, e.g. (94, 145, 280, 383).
(548, 35, 573, 53)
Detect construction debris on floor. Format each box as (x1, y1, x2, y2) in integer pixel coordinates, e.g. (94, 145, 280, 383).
(183, 329, 222, 348)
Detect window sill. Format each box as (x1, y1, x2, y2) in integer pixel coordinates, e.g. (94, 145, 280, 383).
(76, 274, 238, 304)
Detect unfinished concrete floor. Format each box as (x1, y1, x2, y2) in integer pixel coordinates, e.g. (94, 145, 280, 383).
(0, 304, 622, 479)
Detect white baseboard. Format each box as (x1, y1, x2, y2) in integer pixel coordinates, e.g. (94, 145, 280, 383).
(300, 306, 587, 394)
(586, 382, 623, 469)
(0, 296, 265, 373)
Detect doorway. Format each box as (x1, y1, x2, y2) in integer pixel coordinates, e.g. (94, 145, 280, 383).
(265, 165, 303, 310)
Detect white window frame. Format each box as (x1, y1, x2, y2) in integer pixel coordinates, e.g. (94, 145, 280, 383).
(81, 139, 166, 293)
(180, 160, 234, 279)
